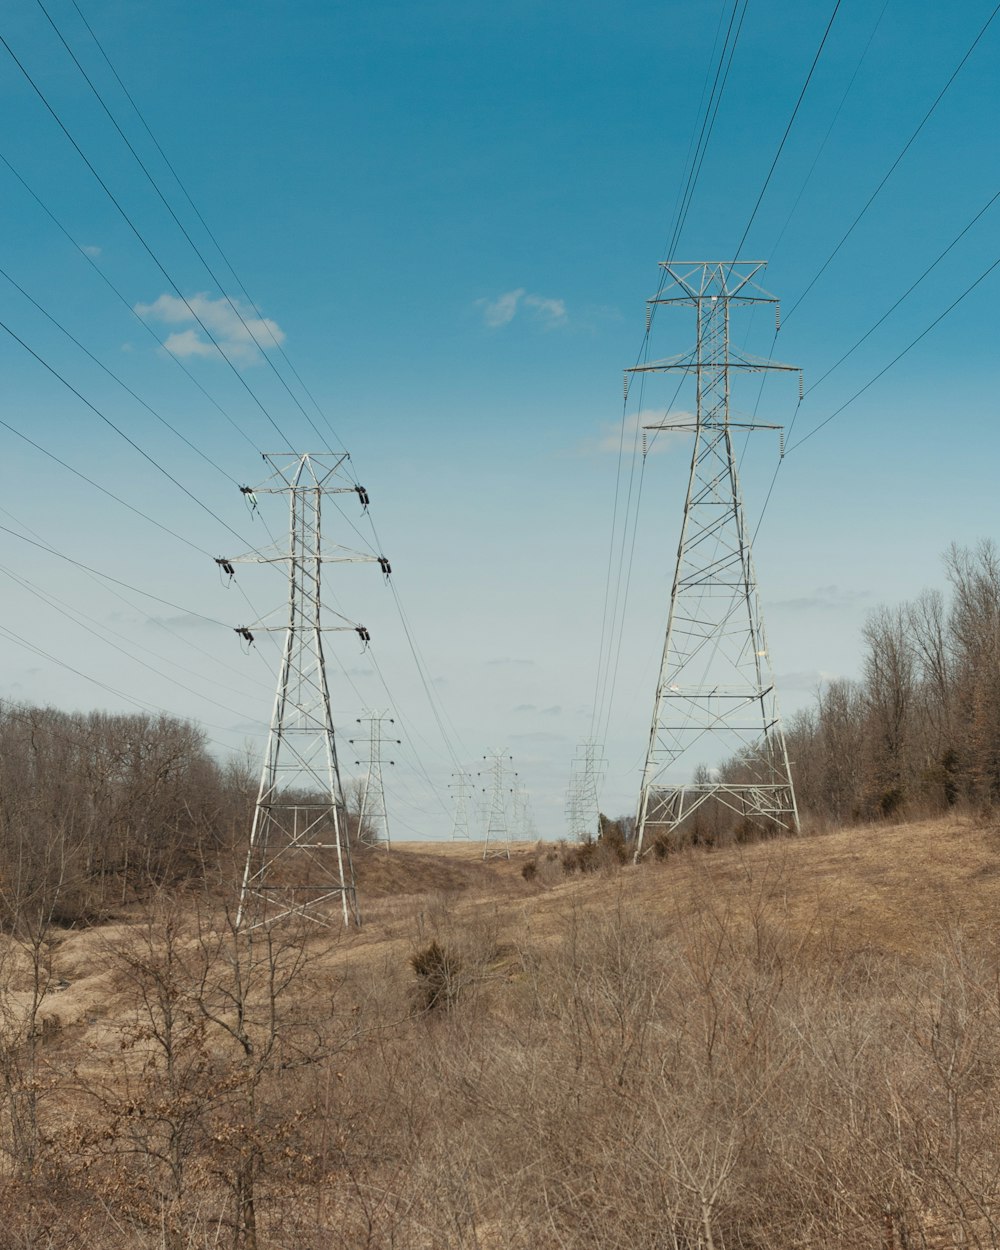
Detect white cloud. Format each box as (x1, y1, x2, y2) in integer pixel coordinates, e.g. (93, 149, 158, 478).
(81, 244, 102, 257)
(774, 668, 843, 691)
(574, 410, 695, 457)
(477, 287, 525, 327)
(773, 585, 870, 612)
(475, 287, 568, 330)
(135, 292, 285, 364)
(523, 294, 567, 328)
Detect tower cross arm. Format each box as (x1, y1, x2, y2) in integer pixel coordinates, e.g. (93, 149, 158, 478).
(225, 544, 382, 566)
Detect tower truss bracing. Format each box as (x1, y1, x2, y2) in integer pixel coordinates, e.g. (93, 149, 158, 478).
(631, 262, 801, 859)
(232, 452, 379, 928)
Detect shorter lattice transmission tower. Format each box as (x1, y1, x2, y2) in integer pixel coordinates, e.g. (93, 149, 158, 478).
(231, 452, 381, 928)
(630, 262, 801, 859)
(350, 710, 399, 849)
(480, 749, 514, 860)
(566, 741, 604, 842)
(512, 775, 537, 841)
(449, 769, 475, 839)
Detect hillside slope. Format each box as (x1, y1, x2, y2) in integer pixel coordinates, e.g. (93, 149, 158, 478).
(4, 814, 999, 1249)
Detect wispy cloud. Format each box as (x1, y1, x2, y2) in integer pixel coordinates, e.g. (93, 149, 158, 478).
(774, 668, 844, 692)
(81, 244, 102, 257)
(135, 292, 285, 364)
(475, 288, 568, 330)
(772, 585, 870, 612)
(143, 613, 216, 631)
(574, 410, 695, 457)
(522, 293, 567, 328)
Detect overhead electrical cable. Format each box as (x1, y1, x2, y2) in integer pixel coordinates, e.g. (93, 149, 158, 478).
(786, 254, 1000, 455)
(802, 187, 1000, 403)
(0, 29, 298, 447)
(0, 404, 212, 558)
(591, 1, 752, 750)
(0, 563, 260, 723)
(0, 521, 231, 626)
(34, 0, 343, 452)
(67, 0, 346, 447)
(0, 262, 240, 487)
(727, 0, 843, 267)
(0, 618, 254, 748)
(0, 503, 266, 688)
(768, 0, 891, 260)
(0, 146, 260, 455)
(745, 249, 1000, 552)
(783, 0, 1000, 325)
(0, 312, 276, 559)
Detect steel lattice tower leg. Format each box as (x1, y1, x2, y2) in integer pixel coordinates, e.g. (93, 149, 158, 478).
(351, 711, 398, 849)
(232, 453, 378, 927)
(631, 262, 801, 860)
(481, 749, 513, 860)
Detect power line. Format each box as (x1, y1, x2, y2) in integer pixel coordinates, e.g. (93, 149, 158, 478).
(783, 0, 1000, 325)
(0, 561, 259, 723)
(0, 259, 239, 487)
(0, 292, 266, 557)
(786, 253, 1000, 455)
(727, 0, 843, 265)
(0, 29, 297, 448)
(0, 145, 260, 455)
(0, 520, 230, 626)
(35, 0, 343, 453)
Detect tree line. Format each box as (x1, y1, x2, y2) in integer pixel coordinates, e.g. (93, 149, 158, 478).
(784, 540, 1000, 824)
(0, 704, 258, 930)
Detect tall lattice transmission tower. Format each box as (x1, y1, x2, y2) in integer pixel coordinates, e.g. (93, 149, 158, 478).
(449, 769, 475, 839)
(350, 710, 398, 849)
(481, 749, 514, 860)
(232, 452, 380, 927)
(566, 741, 603, 842)
(631, 262, 801, 859)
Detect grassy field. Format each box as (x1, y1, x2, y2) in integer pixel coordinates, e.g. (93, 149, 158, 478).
(5, 813, 1000, 1248)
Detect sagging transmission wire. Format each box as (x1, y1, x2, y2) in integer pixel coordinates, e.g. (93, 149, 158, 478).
(7, 8, 469, 796)
(0, 28, 298, 449)
(33, 0, 344, 454)
(590, 2, 752, 749)
(65, 0, 345, 454)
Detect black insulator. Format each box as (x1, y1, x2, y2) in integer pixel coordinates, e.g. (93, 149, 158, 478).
(356, 625, 371, 644)
(215, 557, 235, 577)
(355, 485, 370, 509)
(235, 626, 255, 645)
(378, 556, 392, 576)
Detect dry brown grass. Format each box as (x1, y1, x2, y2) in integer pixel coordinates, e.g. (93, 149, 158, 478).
(3, 814, 1000, 1247)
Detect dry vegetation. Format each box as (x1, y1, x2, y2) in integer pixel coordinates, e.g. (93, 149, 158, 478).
(2, 810, 1000, 1248)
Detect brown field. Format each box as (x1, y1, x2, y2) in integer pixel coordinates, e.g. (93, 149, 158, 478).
(5, 813, 1000, 1248)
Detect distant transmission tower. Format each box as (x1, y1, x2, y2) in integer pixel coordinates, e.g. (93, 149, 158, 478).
(631, 262, 801, 858)
(481, 749, 513, 860)
(512, 775, 537, 841)
(350, 711, 398, 849)
(566, 741, 603, 841)
(232, 453, 380, 927)
(449, 769, 474, 839)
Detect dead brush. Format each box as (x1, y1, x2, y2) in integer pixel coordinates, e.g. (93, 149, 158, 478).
(409, 939, 462, 1013)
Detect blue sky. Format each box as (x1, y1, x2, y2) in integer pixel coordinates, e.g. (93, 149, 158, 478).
(0, 0, 997, 837)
